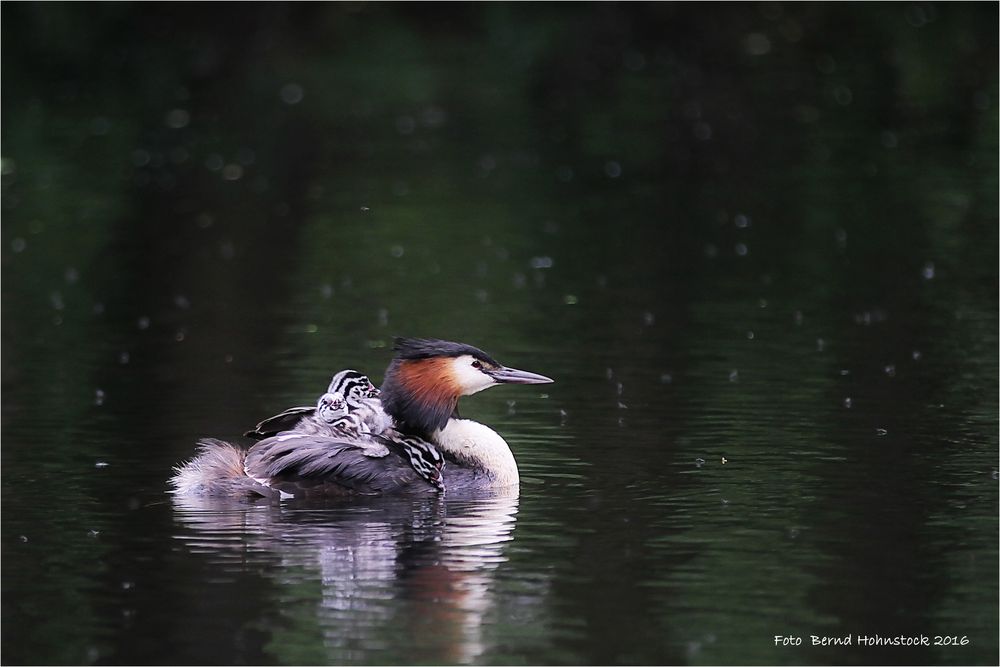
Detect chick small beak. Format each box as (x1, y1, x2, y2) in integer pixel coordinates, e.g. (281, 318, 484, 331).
(488, 366, 554, 385)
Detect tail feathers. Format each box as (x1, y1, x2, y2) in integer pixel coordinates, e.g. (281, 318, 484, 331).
(169, 438, 274, 498)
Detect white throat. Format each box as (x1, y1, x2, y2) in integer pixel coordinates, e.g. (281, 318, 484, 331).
(432, 418, 519, 488)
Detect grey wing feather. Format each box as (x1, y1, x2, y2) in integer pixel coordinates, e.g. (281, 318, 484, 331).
(244, 434, 437, 496)
(244, 406, 315, 440)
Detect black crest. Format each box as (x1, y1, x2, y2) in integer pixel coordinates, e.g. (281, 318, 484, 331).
(392, 337, 499, 366)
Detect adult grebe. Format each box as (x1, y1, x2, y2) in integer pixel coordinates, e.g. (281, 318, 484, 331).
(169, 338, 552, 498)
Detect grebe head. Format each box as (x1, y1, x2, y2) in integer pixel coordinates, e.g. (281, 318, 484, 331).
(327, 369, 380, 407)
(380, 337, 553, 436)
(316, 391, 348, 424)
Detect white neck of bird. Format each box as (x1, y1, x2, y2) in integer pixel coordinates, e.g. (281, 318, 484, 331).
(432, 418, 519, 488)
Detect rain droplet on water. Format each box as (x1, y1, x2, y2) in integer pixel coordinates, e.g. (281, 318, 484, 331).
(729, 370, 739, 382)
(530, 256, 554, 269)
(884, 365, 896, 377)
(395, 115, 416, 135)
(137, 316, 151, 330)
(843, 397, 852, 408)
(165, 108, 190, 129)
(876, 428, 888, 436)
(743, 32, 772, 56)
(478, 154, 496, 174)
(832, 84, 853, 106)
(905, 3, 932, 27)
(280, 83, 304, 105)
(94, 389, 105, 406)
(131, 149, 151, 167)
(221, 164, 243, 181)
(90, 117, 112, 135)
(921, 261, 935, 280)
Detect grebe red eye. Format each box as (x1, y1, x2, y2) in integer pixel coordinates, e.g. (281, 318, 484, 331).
(472, 360, 482, 370)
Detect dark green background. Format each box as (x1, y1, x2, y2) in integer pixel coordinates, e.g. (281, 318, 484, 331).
(2, 3, 997, 665)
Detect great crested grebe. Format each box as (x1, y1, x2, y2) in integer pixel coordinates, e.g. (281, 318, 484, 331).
(169, 338, 552, 498)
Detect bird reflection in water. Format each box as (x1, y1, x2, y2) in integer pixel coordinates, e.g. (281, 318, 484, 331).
(171, 489, 524, 664)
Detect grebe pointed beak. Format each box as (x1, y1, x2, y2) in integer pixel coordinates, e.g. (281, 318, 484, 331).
(487, 366, 554, 385)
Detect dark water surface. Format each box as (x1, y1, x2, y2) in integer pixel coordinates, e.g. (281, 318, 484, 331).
(2, 4, 997, 665)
